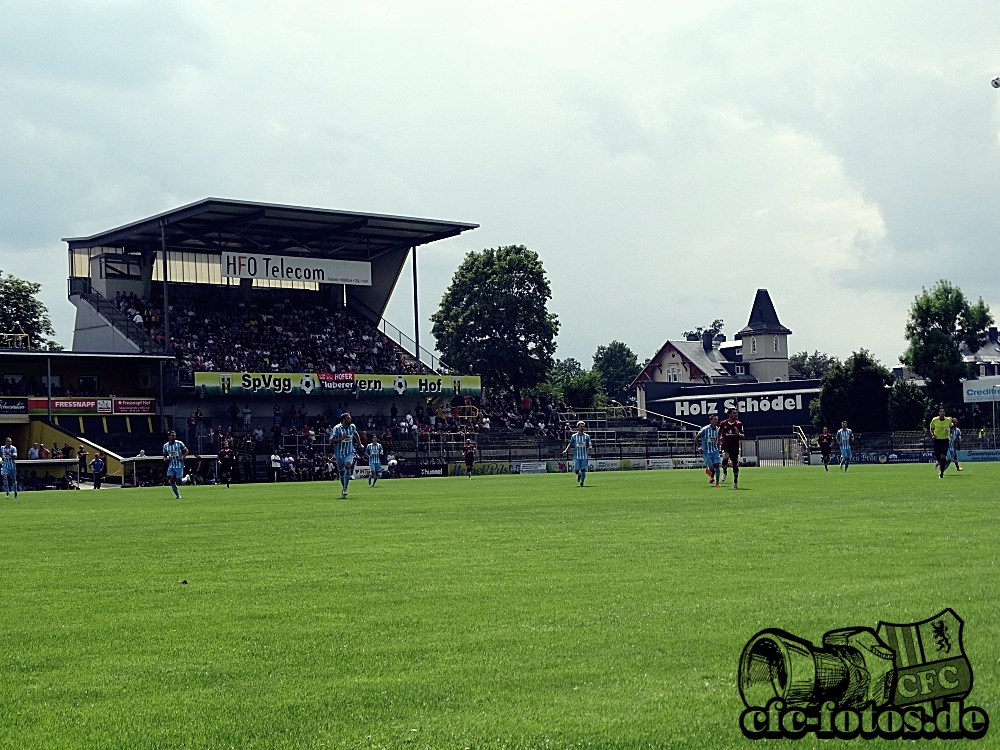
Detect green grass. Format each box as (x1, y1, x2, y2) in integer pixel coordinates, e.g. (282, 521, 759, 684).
(0, 465, 997, 749)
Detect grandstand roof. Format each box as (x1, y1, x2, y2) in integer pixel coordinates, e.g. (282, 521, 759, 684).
(0, 350, 173, 362)
(63, 198, 479, 260)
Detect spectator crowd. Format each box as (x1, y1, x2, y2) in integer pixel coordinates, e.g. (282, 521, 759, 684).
(112, 286, 428, 375)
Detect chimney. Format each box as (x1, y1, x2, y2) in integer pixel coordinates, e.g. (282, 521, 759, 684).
(989, 326, 998, 344)
(714, 333, 726, 343)
(702, 331, 713, 352)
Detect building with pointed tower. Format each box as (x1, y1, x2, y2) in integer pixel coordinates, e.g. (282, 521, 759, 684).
(631, 289, 820, 433)
(736, 289, 793, 383)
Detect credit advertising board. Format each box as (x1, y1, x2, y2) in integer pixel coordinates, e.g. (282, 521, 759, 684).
(962, 376, 1000, 403)
(25, 398, 156, 415)
(194, 371, 482, 399)
(222, 252, 372, 286)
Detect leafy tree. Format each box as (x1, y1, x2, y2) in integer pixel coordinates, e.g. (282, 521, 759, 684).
(431, 246, 559, 398)
(901, 280, 992, 407)
(0, 270, 61, 350)
(683, 319, 724, 340)
(549, 358, 582, 386)
(810, 350, 893, 432)
(592, 341, 642, 405)
(562, 370, 605, 409)
(789, 350, 839, 379)
(887, 379, 931, 432)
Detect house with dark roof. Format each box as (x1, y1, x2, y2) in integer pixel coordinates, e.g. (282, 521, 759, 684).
(631, 289, 821, 431)
(962, 326, 1000, 377)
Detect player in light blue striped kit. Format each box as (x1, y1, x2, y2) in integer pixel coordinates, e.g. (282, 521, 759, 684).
(698, 414, 722, 486)
(366, 435, 383, 486)
(163, 430, 188, 498)
(562, 420, 591, 486)
(945, 418, 963, 473)
(2, 436, 18, 498)
(836, 420, 853, 472)
(332, 412, 361, 498)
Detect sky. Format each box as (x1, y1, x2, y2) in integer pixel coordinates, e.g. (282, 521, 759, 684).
(2, 0, 999, 370)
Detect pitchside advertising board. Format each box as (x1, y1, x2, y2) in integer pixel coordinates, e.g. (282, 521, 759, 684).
(0, 398, 156, 415)
(222, 252, 372, 286)
(962, 376, 1000, 403)
(193, 371, 482, 399)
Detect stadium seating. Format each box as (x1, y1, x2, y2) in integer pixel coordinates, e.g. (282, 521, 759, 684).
(110, 285, 430, 375)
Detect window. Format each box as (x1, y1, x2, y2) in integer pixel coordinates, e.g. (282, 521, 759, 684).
(774, 336, 779, 353)
(42, 375, 62, 388)
(102, 255, 143, 280)
(735, 348, 742, 356)
(980, 365, 987, 376)
(668, 366, 680, 382)
(79, 375, 99, 394)
(750, 337, 757, 354)
(735, 365, 745, 375)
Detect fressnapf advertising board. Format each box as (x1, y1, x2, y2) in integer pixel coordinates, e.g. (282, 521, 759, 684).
(26, 398, 156, 415)
(222, 253, 372, 286)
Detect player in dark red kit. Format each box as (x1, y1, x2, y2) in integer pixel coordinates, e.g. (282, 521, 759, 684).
(718, 408, 745, 490)
(816, 426, 834, 471)
(218, 439, 236, 488)
(463, 437, 476, 479)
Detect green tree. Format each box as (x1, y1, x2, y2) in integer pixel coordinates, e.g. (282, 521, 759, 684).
(887, 379, 931, 431)
(810, 350, 893, 431)
(431, 246, 559, 398)
(683, 319, 724, 340)
(0, 270, 61, 349)
(789, 350, 839, 379)
(549, 358, 582, 388)
(901, 280, 992, 407)
(592, 341, 641, 405)
(562, 370, 605, 409)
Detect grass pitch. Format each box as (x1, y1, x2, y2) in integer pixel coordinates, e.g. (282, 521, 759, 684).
(0, 465, 997, 749)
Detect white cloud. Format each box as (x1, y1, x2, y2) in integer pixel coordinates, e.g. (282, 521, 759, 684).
(1, 0, 999, 371)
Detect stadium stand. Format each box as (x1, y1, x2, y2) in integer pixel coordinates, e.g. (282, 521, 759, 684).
(108, 284, 430, 375)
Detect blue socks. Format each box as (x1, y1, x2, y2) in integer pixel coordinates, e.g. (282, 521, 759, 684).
(172, 483, 180, 498)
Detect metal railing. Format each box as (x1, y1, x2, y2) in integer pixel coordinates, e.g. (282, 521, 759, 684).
(68, 278, 165, 354)
(377, 318, 451, 373)
(557, 411, 608, 429)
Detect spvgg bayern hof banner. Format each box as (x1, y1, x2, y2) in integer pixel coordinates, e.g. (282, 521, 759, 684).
(222, 253, 372, 286)
(194, 371, 482, 398)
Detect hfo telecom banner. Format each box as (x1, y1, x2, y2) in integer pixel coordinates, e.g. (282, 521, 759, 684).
(193, 371, 482, 398)
(222, 252, 372, 286)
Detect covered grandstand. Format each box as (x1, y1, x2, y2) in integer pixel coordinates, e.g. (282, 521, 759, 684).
(65, 197, 479, 372)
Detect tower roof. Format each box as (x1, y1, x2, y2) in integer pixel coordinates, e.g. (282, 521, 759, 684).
(735, 289, 792, 339)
